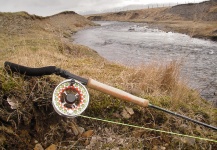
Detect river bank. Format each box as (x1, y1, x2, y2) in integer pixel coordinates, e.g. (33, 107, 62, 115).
(142, 20, 217, 41)
(87, 1, 217, 41)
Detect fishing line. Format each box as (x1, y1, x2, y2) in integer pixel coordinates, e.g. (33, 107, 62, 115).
(79, 115, 217, 143)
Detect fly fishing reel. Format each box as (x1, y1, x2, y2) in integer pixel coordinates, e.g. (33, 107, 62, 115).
(52, 79, 89, 117)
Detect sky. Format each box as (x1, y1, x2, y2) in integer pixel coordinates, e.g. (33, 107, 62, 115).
(0, 0, 206, 16)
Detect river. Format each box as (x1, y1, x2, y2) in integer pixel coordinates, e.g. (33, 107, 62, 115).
(73, 21, 217, 102)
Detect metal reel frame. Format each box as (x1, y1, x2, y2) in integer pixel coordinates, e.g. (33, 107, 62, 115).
(52, 79, 89, 117)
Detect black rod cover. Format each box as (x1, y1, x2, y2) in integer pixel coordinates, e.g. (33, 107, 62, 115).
(4, 61, 88, 85)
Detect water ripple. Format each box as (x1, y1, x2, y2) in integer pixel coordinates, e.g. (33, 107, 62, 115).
(74, 21, 217, 101)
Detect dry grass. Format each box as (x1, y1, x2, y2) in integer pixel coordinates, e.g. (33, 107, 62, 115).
(0, 11, 216, 149)
(209, 5, 217, 13)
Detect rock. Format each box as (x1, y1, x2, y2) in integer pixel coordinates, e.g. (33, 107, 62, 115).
(77, 127, 85, 134)
(7, 97, 19, 109)
(121, 109, 131, 119)
(34, 143, 44, 150)
(121, 107, 134, 119)
(125, 107, 134, 115)
(45, 144, 57, 150)
(34, 140, 39, 144)
(152, 145, 166, 150)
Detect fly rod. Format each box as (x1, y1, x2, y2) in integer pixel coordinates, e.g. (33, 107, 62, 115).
(4, 61, 217, 131)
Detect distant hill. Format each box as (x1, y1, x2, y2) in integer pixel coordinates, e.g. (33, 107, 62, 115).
(0, 11, 95, 36)
(166, 1, 217, 21)
(80, 3, 177, 15)
(117, 3, 177, 11)
(88, 1, 217, 22)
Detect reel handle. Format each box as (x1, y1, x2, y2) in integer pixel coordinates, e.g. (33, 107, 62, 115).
(87, 78, 149, 107)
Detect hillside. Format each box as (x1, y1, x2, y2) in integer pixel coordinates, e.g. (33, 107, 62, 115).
(87, 1, 217, 41)
(0, 11, 95, 38)
(0, 11, 217, 149)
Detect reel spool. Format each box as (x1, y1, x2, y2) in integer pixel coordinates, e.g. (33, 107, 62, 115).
(52, 79, 89, 117)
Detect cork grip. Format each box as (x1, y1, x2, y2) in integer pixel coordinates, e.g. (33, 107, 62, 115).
(87, 78, 149, 107)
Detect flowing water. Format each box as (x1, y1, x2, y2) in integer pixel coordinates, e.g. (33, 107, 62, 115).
(73, 21, 217, 102)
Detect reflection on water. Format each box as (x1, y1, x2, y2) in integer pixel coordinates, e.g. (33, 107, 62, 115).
(74, 21, 217, 101)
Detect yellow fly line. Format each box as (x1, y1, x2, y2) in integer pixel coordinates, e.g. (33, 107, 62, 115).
(79, 115, 217, 143)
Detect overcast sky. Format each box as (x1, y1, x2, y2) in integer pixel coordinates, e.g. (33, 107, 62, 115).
(0, 0, 206, 16)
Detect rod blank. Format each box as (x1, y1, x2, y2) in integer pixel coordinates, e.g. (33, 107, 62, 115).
(149, 104, 217, 131)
